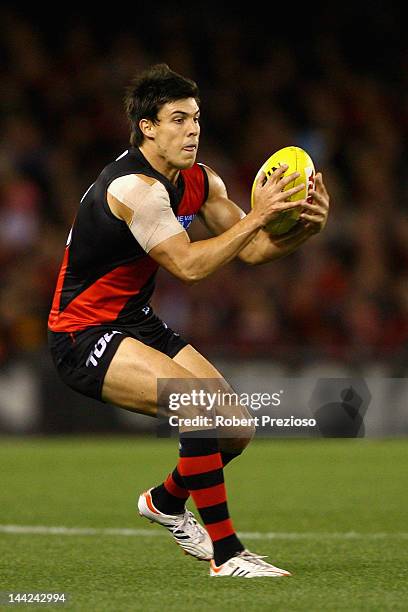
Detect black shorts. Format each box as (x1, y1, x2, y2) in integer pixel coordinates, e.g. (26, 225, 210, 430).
(48, 306, 188, 402)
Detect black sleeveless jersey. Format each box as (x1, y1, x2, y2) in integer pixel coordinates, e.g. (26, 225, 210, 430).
(48, 147, 208, 333)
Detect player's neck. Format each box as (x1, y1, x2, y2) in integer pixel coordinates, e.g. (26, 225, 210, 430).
(139, 145, 180, 185)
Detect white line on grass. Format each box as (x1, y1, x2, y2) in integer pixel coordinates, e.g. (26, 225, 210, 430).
(1, 525, 407, 540)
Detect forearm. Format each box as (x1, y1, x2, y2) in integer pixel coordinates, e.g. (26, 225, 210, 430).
(163, 213, 262, 283)
(180, 212, 264, 281)
(240, 223, 315, 265)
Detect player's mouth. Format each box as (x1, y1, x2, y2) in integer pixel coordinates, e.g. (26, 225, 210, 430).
(183, 144, 197, 152)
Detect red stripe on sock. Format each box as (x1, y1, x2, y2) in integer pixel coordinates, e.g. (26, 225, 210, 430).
(178, 452, 222, 476)
(163, 473, 189, 500)
(190, 483, 226, 508)
(205, 518, 236, 542)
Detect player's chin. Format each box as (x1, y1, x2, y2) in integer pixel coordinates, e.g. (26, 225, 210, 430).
(177, 150, 197, 168)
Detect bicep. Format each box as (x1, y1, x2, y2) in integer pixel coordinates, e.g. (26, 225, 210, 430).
(199, 165, 263, 265)
(199, 165, 246, 235)
(199, 197, 246, 235)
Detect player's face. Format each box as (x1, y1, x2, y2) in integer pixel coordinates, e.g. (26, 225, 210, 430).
(150, 98, 200, 169)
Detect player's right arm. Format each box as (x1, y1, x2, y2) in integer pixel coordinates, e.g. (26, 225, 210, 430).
(107, 170, 304, 284)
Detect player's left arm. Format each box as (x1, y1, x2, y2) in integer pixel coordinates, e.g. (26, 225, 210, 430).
(199, 165, 330, 265)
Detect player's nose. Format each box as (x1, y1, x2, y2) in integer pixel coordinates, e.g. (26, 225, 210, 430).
(187, 119, 199, 135)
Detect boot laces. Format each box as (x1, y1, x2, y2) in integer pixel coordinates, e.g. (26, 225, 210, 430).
(172, 510, 204, 543)
(237, 549, 270, 567)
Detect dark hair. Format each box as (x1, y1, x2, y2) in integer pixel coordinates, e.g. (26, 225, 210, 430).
(124, 63, 200, 146)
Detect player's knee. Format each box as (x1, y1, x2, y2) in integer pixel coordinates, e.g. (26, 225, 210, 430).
(235, 414, 256, 449)
(217, 403, 256, 453)
(218, 432, 253, 454)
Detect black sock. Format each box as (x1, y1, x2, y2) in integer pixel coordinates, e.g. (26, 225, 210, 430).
(150, 467, 188, 514)
(221, 450, 242, 466)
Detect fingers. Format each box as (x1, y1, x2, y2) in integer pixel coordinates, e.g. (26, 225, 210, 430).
(283, 182, 304, 199)
(300, 206, 326, 224)
(264, 165, 299, 187)
(280, 171, 301, 189)
(270, 164, 289, 181)
(267, 166, 300, 188)
(256, 164, 288, 189)
(302, 201, 324, 213)
(272, 197, 306, 212)
(257, 165, 302, 194)
(299, 213, 324, 226)
(309, 188, 329, 210)
(256, 170, 267, 188)
(254, 165, 330, 230)
(262, 176, 304, 200)
(314, 172, 329, 200)
(300, 210, 324, 220)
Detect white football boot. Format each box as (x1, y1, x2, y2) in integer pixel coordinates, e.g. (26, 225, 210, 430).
(210, 549, 291, 577)
(138, 488, 213, 561)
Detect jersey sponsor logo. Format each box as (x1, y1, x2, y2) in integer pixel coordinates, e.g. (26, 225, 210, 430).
(177, 214, 196, 229)
(86, 331, 123, 367)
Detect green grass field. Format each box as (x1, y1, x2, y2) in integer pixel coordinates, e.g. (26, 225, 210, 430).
(0, 436, 407, 611)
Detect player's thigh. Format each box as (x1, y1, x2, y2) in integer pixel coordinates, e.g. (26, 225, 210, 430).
(173, 344, 224, 378)
(173, 343, 243, 419)
(174, 344, 250, 420)
(102, 337, 201, 416)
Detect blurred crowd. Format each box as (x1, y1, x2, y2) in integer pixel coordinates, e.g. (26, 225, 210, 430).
(0, 5, 407, 369)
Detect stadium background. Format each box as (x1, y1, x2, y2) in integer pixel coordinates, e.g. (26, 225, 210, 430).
(0, 3, 407, 434)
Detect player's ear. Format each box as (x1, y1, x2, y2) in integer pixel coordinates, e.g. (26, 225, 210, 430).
(139, 118, 155, 140)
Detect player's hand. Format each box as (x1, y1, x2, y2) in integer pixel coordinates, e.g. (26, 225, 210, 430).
(252, 165, 306, 227)
(299, 172, 330, 233)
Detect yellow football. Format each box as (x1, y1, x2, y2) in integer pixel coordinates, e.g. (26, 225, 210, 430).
(251, 146, 315, 235)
